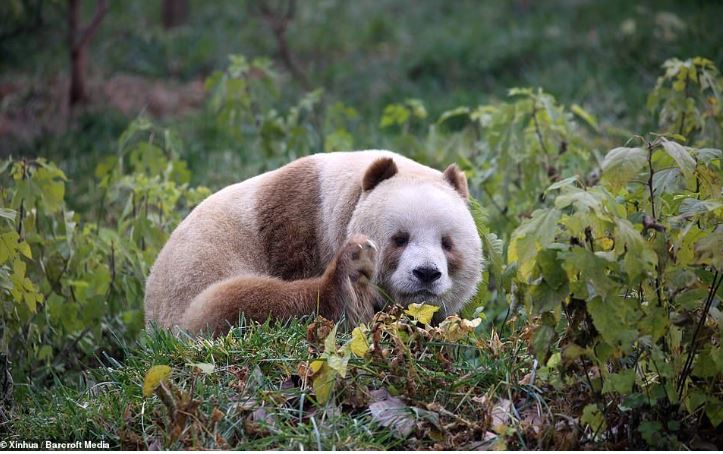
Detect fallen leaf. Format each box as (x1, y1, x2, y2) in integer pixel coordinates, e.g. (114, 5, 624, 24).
(404, 303, 439, 325)
(488, 329, 503, 356)
(327, 353, 349, 378)
(311, 361, 337, 404)
(439, 315, 481, 341)
(211, 407, 224, 424)
(306, 317, 334, 346)
(520, 406, 545, 434)
(350, 324, 370, 357)
(324, 324, 338, 353)
(187, 362, 215, 374)
(491, 398, 512, 433)
(297, 361, 313, 381)
(369, 394, 416, 438)
(143, 365, 172, 397)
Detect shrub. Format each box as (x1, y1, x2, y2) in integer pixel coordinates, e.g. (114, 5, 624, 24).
(1, 119, 209, 385)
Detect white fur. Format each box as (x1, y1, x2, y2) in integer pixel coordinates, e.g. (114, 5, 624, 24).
(347, 176, 482, 316)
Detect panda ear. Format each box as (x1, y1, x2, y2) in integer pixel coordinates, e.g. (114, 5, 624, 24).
(362, 157, 398, 191)
(443, 164, 469, 199)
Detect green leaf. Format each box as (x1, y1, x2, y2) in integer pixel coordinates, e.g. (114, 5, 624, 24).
(531, 323, 555, 362)
(437, 106, 470, 130)
(652, 167, 682, 195)
(694, 232, 723, 269)
(622, 393, 647, 410)
(600, 147, 647, 191)
(405, 99, 427, 119)
(508, 208, 561, 280)
(587, 296, 639, 351)
(380, 104, 410, 128)
(639, 421, 663, 447)
(696, 148, 722, 165)
(706, 399, 723, 427)
(677, 199, 723, 221)
(661, 140, 696, 179)
(560, 248, 616, 298)
(602, 369, 636, 394)
(323, 325, 338, 353)
(529, 280, 567, 316)
(570, 103, 599, 130)
(638, 304, 668, 341)
(581, 404, 606, 434)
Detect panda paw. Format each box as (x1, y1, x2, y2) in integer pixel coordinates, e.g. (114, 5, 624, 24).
(327, 234, 379, 325)
(343, 234, 377, 284)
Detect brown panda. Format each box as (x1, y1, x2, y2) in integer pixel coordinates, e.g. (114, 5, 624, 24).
(144, 150, 482, 334)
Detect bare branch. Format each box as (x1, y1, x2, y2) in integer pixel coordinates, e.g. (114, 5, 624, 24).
(75, 0, 109, 50)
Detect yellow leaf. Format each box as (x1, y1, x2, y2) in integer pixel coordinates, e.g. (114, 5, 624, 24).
(310, 359, 325, 373)
(404, 303, 439, 325)
(350, 325, 370, 357)
(327, 353, 349, 378)
(324, 325, 338, 353)
(17, 241, 32, 259)
(143, 365, 172, 397)
(598, 237, 614, 251)
(312, 361, 337, 404)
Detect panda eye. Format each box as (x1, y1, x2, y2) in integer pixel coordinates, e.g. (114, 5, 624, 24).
(441, 236, 453, 251)
(392, 232, 410, 247)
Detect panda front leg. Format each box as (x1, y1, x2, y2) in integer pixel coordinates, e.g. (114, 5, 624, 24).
(180, 234, 379, 335)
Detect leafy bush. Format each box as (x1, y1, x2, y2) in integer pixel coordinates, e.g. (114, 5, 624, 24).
(3, 55, 721, 448)
(507, 57, 722, 446)
(1, 119, 209, 384)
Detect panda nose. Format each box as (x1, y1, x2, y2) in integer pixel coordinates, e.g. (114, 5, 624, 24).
(413, 266, 442, 284)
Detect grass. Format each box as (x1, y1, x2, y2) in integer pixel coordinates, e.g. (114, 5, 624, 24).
(8, 309, 554, 450)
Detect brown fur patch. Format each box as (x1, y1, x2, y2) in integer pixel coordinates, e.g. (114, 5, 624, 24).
(182, 275, 327, 335)
(256, 157, 323, 280)
(381, 241, 405, 276)
(362, 157, 398, 191)
(181, 235, 378, 335)
(446, 247, 464, 275)
(443, 164, 469, 199)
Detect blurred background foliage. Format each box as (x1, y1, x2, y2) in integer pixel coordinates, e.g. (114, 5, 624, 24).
(2, 0, 722, 191)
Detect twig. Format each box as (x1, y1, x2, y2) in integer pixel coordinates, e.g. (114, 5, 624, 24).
(646, 141, 657, 221)
(255, 0, 310, 90)
(676, 270, 721, 399)
(677, 70, 690, 136)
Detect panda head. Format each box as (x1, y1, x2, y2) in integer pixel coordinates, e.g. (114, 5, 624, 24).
(348, 157, 483, 319)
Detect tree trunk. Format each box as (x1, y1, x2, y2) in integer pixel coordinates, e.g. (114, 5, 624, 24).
(162, 0, 189, 29)
(68, 0, 85, 105)
(67, 0, 109, 107)
(69, 46, 87, 105)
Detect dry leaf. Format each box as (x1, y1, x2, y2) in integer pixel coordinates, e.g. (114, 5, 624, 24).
(491, 398, 512, 432)
(369, 393, 416, 438)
